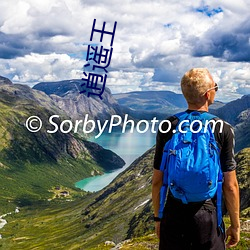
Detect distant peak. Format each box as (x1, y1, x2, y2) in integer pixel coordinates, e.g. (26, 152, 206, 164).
(0, 76, 12, 85)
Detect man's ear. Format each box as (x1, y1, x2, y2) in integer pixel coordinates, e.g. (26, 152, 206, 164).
(204, 92, 209, 100)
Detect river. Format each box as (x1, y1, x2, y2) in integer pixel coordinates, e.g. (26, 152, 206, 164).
(75, 129, 156, 192)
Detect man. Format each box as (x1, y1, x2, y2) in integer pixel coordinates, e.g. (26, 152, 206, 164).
(152, 68, 240, 249)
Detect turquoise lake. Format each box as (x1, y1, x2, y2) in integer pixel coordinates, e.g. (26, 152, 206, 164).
(75, 129, 156, 192)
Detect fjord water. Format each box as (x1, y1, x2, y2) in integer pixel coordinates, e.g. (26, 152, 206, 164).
(75, 129, 156, 192)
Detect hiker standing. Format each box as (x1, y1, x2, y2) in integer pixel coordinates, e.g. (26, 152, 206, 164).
(152, 68, 240, 249)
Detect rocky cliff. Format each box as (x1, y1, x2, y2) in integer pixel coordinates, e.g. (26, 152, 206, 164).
(235, 148, 250, 214)
(234, 108, 250, 152)
(33, 80, 124, 123)
(210, 95, 250, 152)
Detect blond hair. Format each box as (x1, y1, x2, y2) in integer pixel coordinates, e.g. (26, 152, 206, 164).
(181, 68, 214, 104)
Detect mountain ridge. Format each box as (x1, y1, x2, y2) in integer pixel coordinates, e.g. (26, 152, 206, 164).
(114, 90, 226, 120)
(213, 94, 250, 125)
(33, 80, 124, 123)
(213, 94, 250, 152)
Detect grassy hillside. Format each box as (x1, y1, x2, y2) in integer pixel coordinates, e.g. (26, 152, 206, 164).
(0, 148, 155, 249)
(0, 83, 124, 213)
(0, 199, 89, 249)
(1, 147, 249, 249)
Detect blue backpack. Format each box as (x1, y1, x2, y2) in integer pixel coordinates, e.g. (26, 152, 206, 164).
(158, 111, 223, 228)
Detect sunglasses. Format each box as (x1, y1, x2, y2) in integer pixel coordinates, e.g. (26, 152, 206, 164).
(203, 83, 218, 95)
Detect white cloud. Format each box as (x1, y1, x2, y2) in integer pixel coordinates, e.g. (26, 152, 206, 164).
(108, 70, 154, 93)
(0, 1, 31, 34)
(0, 53, 84, 86)
(0, 0, 249, 101)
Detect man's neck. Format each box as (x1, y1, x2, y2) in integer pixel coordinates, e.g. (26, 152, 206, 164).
(187, 103, 209, 112)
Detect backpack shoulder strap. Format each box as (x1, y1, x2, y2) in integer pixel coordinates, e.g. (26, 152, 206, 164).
(173, 111, 189, 121)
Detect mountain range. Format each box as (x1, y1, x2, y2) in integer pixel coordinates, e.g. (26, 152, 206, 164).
(114, 90, 225, 120)
(0, 76, 249, 249)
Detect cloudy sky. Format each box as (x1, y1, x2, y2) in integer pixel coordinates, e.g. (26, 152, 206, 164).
(0, 0, 249, 102)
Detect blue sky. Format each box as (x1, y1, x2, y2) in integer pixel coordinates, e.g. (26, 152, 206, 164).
(0, 0, 249, 102)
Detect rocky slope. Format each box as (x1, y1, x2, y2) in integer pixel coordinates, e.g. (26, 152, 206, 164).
(213, 94, 250, 126)
(33, 80, 124, 123)
(210, 95, 250, 152)
(80, 147, 154, 248)
(235, 148, 250, 214)
(234, 108, 250, 152)
(0, 75, 12, 85)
